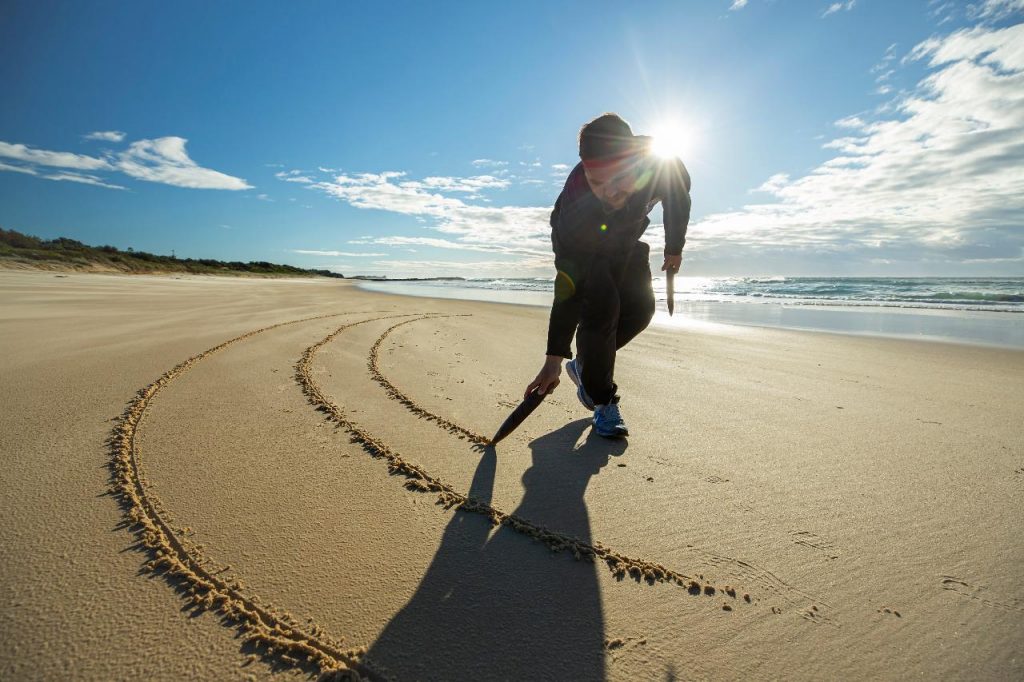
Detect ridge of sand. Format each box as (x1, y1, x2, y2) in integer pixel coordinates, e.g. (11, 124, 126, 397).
(109, 310, 383, 680)
(301, 314, 774, 605)
(110, 307, 821, 680)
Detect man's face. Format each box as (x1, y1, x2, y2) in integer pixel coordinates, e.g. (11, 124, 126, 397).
(583, 159, 639, 210)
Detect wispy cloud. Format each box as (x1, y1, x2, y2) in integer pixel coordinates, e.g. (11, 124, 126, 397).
(0, 135, 251, 191)
(45, 171, 126, 190)
(471, 158, 508, 168)
(116, 137, 252, 190)
(277, 167, 554, 273)
(729, 0, 748, 10)
(0, 157, 125, 189)
(870, 43, 899, 94)
(362, 258, 543, 277)
(398, 175, 510, 193)
(83, 130, 126, 142)
(929, 1, 959, 25)
(968, 0, 1024, 20)
(313, 171, 549, 248)
(822, 0, 856, 18)
(276, 169, 314, 183)
(753, 173, 789, 194)
(292, 249, 388, 257)
(689, 22, 1024, 272)
(349, 235, 548, 259)
(0, 141, 110, 170)
(0, 160, 39, 175)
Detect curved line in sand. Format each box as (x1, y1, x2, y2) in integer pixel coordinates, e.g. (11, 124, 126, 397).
(299, 314, 771, 610)
(109, 307, 833, 682)
(110, 311, 409, 681)
(369, 316, 835, 616)
(364, 316, 830, 612)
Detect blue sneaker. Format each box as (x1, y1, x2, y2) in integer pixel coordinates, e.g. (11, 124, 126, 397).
(565, 358, 595, 411)
(593, 402, 629, 438)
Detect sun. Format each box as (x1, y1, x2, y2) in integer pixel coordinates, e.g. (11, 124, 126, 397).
(650, 122, 694, 160)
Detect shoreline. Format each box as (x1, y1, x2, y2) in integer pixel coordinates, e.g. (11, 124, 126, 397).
(356, 279, 1024, 351)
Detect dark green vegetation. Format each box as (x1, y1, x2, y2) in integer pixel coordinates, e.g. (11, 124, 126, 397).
(0, 228, 344, 278)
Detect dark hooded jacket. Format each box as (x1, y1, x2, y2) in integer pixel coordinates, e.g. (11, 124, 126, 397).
(545, 153, 692, 358)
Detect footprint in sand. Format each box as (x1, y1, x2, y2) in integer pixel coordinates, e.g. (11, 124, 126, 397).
(800, 604, 839, 627)
(790, 530, 839, 561)
(941, 575, 1023, 612)
(603, 636, 648, 663)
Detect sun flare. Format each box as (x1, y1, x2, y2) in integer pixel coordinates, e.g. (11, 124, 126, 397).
(650, 123, 694, 160)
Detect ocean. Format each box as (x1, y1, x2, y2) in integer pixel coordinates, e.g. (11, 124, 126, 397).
(357, 276, 1024, 349)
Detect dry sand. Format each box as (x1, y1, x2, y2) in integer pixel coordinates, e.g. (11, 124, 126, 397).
(1, 269, 1021, 680)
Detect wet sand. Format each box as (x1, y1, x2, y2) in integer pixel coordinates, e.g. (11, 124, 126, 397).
(1, 270, 1022, 680)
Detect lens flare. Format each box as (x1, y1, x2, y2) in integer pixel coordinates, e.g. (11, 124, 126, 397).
(650, 123, 693, 160)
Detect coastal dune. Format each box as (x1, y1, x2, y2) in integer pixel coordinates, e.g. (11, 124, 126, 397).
(1, 270, 1021, 680)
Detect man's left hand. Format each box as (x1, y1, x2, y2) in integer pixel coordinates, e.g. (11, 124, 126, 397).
(661, 254, 682, 273)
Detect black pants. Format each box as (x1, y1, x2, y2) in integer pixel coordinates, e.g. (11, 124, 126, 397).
(576, 241, 656, 405)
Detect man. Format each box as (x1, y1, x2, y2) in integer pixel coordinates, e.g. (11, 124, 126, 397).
(524, 113, 692, 437)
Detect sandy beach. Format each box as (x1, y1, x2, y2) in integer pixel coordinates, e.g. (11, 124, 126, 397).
(1, 269, 1021, 680)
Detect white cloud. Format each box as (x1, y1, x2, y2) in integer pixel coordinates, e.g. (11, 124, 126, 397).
(753, 173, 789, 193)
(0, 161, 39, 175)
(398, 174, 510, 193)
(311, 171, 551, 250)
(0, 157, 124, 189)
(0, 141, 111, 170)
(292, 249, 388, 257)
(83, 130, 126, 142)
(471, 158, 508, 168)
(276, 170, 314, 183)
(688, 22, 1024, 272)
(350, 235, 548, 258)
(1, 134, 253, 191)
(870, 43, 900, 94)
(274, 167, 555, 273)
(968, 0, 1024, 20)
(822, 0, 856, 18)
(116, 137, 252, 190)
(729, 0, 748, 9)
(44, 171, 126, 190)
(368, 258, 543, 277)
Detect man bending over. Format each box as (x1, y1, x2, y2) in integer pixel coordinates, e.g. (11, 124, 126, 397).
(525, 112, 692, 437)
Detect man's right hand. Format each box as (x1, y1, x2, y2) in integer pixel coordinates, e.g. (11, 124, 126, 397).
(524, 355, 563, 400)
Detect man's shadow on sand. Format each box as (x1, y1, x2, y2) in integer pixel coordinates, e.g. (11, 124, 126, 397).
(363, 418, 627, 681)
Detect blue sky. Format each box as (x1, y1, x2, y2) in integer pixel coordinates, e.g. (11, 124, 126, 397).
(1, 0, 1022, 277)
